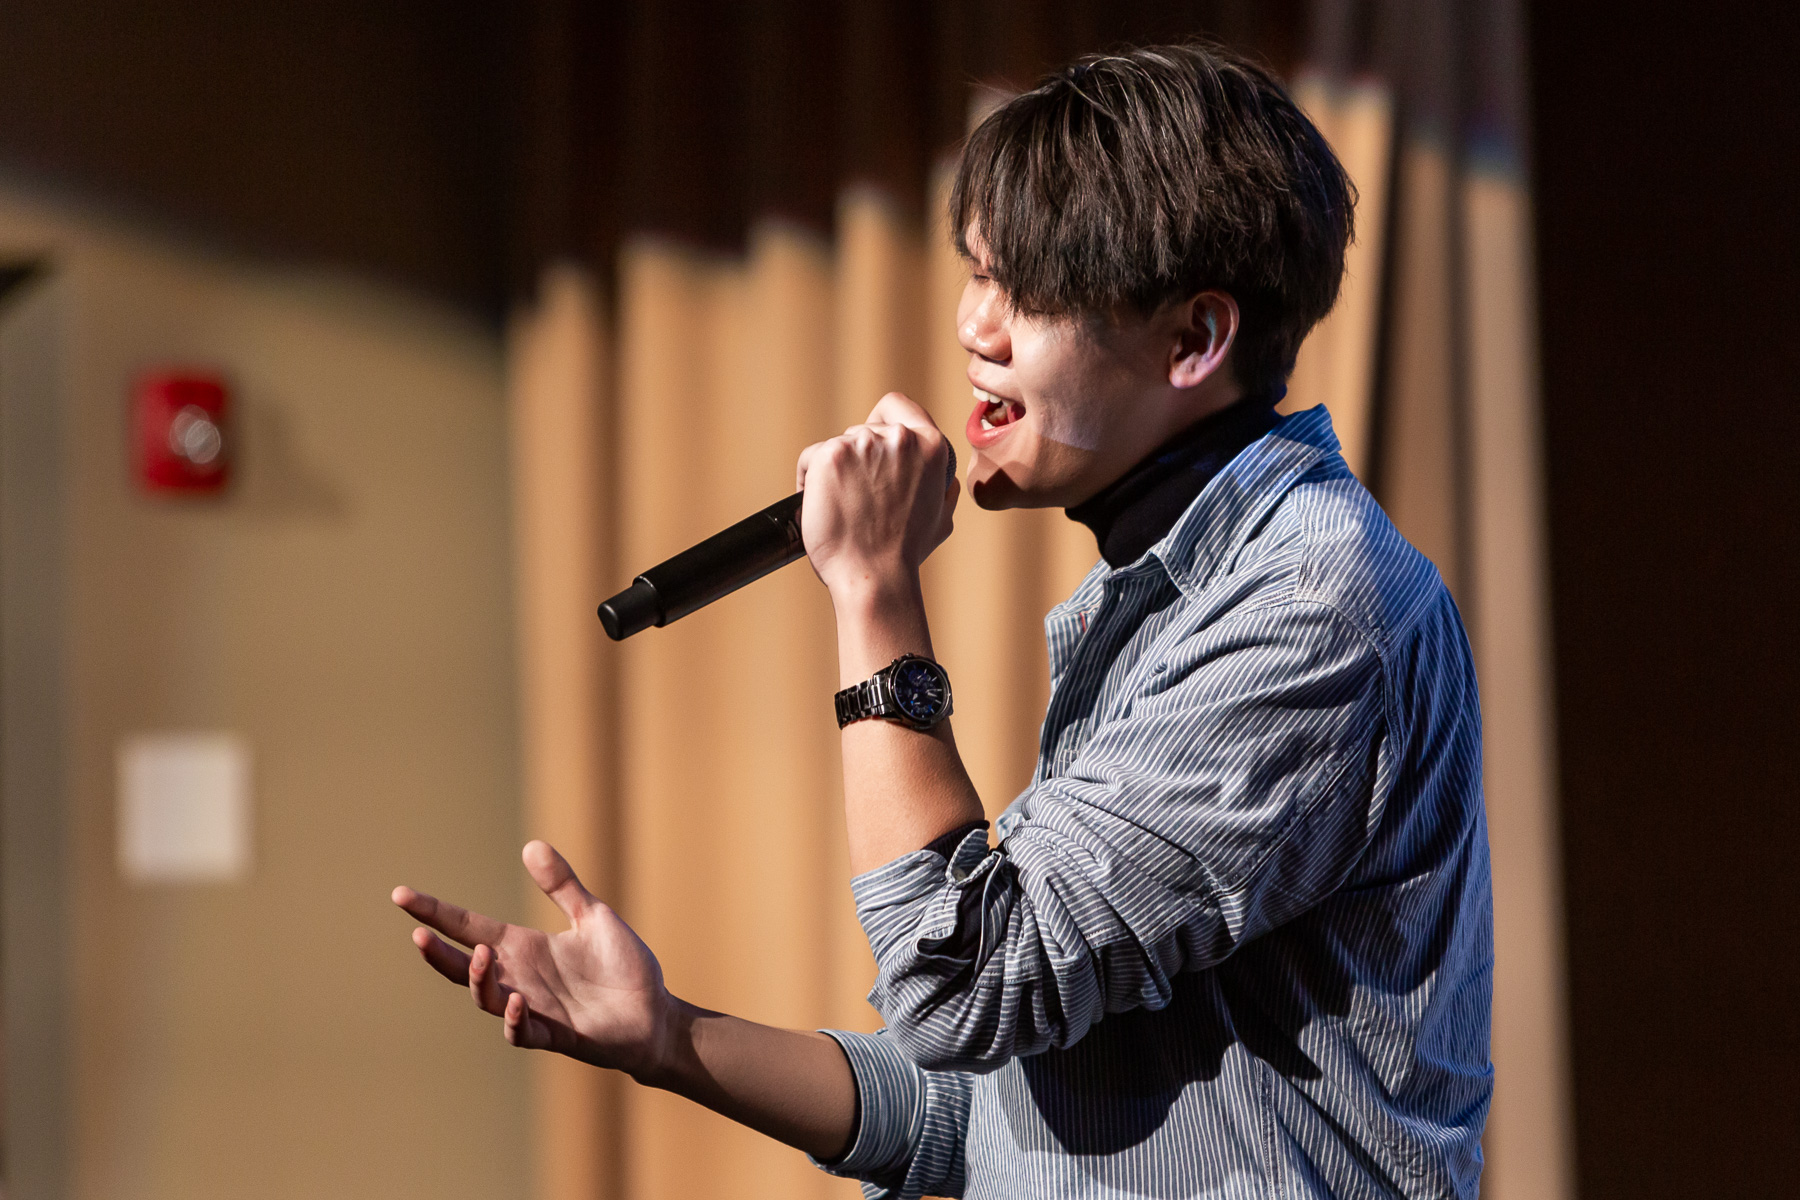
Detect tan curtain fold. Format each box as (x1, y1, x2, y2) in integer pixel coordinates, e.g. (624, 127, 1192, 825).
(1284, 77, 1394, 478)
(1380, 134, 1464, 591)
(506, 263, 622, 1200)
(1463, 168, 1575, 1200)
(1366, 131, 1575, 1200)
(614, 231, 851, 1200)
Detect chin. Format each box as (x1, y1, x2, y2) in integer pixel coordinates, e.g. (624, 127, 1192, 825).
(969, 476, 1022, 510)
(967, 456, 1060, 511)
(966, 419, 1094, 509)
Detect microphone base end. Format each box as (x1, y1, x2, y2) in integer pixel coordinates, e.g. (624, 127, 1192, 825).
(597, 578, 662, 641)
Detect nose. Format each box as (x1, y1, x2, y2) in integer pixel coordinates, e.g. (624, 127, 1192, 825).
(957, 280, 1011, 365)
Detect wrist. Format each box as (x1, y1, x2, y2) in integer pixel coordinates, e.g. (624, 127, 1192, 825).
(832, 572, 932, 688)
(623, 991, 695, 1091)
(824, 557, 919, 612)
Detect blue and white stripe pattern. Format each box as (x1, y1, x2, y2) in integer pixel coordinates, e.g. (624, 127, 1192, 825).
(816, 407, 1494, 1198)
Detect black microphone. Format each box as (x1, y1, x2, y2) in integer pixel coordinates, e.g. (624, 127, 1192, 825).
(598, 446, 956, 641)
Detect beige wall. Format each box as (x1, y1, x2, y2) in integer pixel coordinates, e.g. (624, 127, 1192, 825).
(0, 184, 529, 1198)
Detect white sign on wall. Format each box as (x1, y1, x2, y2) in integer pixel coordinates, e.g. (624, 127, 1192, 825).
(117, 732, 253, 884)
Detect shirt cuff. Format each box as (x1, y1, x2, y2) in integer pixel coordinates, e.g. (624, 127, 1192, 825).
(810, 1029, 923, 1179)
(851, 823, 1000, 965)
(921, 819, 988, 861)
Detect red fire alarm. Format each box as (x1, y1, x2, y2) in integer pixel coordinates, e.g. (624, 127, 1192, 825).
(134, 370, 231, 493)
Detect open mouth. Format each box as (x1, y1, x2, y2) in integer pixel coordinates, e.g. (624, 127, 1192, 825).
(967, 387, 1026, 450)
(975, 387, 1026, 430)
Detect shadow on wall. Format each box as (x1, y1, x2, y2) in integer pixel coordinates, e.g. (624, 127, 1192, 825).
(0, 263, 35, 303)
(230, 390, 347, 521)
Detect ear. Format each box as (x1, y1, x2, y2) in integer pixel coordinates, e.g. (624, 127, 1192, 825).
(1168, 291, 1239, 390)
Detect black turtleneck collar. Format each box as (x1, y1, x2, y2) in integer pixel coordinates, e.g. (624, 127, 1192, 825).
(1066, 395, 1282, 569)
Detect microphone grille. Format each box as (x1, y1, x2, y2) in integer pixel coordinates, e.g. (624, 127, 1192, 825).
(945, 445, 957, 483)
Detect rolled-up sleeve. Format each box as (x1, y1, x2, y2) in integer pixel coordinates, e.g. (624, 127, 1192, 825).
(856, 600, 1390, 1073)
(813, 1028, 972, 1200)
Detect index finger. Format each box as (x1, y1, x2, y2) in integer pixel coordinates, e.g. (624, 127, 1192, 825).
(391, 885, 509, 949)
(865, 391, 938, 434)
(795, 437, 833, 493)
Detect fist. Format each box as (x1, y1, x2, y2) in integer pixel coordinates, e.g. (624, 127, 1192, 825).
(795, 393, 959, 594)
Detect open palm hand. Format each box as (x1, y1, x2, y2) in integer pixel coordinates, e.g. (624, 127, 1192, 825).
(393, 840, 669, 1078)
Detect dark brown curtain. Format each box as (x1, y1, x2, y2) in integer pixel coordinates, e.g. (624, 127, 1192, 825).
(512, 0, 1304, 283)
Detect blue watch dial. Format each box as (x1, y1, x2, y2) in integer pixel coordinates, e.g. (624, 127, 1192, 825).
(892, 658, 950, 723)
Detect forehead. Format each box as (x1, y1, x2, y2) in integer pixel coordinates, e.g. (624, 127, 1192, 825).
(960, 228, 1139, 336)
(962, 223, 992, 267)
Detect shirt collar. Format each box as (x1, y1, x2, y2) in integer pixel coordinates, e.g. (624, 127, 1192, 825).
(1151, 404, 1340, 598)
(1052, 405, 1342, 614)
(1065, 396, 1284, 570)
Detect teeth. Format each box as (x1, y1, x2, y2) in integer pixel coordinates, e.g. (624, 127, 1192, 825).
(974, 387, 1022, 433)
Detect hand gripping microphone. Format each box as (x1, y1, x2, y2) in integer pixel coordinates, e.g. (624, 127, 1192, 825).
(597, 446, 955, 641)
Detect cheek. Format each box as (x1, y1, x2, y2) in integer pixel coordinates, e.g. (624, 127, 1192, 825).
(1015, 332, 1108, 452)
(1033, 396, 1107, 453)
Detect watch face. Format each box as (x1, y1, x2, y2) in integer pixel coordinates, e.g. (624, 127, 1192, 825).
(892, 657, 951, 725)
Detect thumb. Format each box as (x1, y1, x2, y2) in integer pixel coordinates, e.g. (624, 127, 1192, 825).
(522, 840, 597, 924)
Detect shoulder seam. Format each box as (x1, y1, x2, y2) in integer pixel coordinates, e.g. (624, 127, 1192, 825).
(1279, 468, 1446, 651)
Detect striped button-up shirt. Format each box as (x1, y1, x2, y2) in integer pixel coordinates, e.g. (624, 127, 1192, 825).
(817, 407, 1494, 1199)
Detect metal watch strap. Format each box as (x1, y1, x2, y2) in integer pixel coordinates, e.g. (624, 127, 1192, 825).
(834, 675, 893, 727)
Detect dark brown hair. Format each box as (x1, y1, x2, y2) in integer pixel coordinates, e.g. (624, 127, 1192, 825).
(951, 44, 1354, 397)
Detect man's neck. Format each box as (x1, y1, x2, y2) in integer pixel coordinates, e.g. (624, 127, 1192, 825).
(1066, 395, 1281, 568)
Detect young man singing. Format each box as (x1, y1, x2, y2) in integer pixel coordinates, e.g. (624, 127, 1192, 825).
(395, 43, 1493, 1199)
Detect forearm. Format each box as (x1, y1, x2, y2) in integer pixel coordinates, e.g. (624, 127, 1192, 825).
(833, 570, 985, 876)
(641, 999, 857, 1161)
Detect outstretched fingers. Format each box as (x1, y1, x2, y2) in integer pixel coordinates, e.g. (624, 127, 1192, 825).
(503, 992, 549, 1050)
(394, 861, 594, 1060)
(521, 840, 597, 924)
(502, 991, 577, 1055)
(392, 885, 509, 949)
(412, 926, 473, 985)
(468, 943, 509, 1017)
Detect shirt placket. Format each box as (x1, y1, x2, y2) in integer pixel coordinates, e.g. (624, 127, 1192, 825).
(1035, 572, 1158, 783)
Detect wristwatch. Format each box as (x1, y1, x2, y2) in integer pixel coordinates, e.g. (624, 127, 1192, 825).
(834, 654, 954, 731)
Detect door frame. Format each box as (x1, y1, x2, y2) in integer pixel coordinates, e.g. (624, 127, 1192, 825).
(0, 261, 72, 1200)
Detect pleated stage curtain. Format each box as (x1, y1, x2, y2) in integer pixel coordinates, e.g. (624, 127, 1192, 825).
(505, 2, 1571, 1197)
(1291, 3, 1574, 1197)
